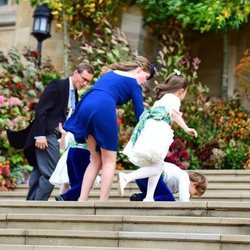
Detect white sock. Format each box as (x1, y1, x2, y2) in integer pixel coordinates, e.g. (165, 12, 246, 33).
(143, 173, 162, 201)
(126, 162, 164, 183)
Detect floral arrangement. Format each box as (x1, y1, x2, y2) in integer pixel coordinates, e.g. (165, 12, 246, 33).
(174, 84, 249, 170)
(0, 157, 15, 191)
(165, 139, 190, 170)
(0, 47, 61, 190)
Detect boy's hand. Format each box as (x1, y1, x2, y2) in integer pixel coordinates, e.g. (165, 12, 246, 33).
(185, 128, 198, 137)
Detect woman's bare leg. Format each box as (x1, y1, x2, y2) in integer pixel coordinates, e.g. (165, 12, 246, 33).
(100, 148, 117, 201)
(78, 135, 101, 201)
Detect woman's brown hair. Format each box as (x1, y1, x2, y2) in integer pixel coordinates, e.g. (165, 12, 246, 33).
(101, 56, 152, 76)
(155, 72, 189, 100)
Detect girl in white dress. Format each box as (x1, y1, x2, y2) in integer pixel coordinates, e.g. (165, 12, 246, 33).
(49, 124, 74, 193)
(119, 70, 198, 201)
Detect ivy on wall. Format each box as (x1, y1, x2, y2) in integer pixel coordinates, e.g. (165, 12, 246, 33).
(30, 0, 128, 37)
(135, 0, 250, 32)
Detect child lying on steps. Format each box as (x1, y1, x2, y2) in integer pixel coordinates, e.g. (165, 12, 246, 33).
(129, 162, 208, 202)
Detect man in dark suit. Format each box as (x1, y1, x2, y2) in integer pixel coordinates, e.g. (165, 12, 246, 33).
(24, 63, 94, 200)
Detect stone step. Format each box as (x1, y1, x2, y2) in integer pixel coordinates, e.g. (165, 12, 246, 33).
(13, 169, 250, 192)
(10, 169, 250, 196)
(1, 190, 250, 202)
(1, 170, 249, 249)
(118, 169, 250, 176)
(5, 169, 250, 202)
(0, 229, 249, 250)
(0, 245, 160, 250)
(0, 200, 250, 218)
(1, 213, 250, 235)
(184, 169, 250, 176)
(14, 182, 250, 192)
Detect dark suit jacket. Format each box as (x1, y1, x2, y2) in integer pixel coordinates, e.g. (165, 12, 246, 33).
(25, 78, 70, 149)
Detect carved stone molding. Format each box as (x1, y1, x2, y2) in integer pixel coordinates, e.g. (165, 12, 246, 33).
(0, 3, 16, 27)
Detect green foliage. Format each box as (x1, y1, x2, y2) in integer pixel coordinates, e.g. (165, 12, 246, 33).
(30, 0, 127, 37)
(136, 0, 250, 32)
(174, 83, 250, 169)
(78, 20, 135, 80)
(223, 140, 248, 169)
(187, 148, 201, 170)
(152, 20, 201, 104)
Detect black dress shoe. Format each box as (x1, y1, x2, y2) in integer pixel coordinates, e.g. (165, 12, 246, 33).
(130, 193, 143, 201)
(55, 194, 64, 201)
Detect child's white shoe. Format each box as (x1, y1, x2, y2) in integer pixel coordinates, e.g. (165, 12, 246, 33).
(118, 172, 127, 197)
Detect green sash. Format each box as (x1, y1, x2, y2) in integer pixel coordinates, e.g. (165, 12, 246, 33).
(131, 106, 171, 145)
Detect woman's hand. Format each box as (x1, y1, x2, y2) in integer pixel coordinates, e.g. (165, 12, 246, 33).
(58, 122, 67, 135)
(185, 128, 198, 137)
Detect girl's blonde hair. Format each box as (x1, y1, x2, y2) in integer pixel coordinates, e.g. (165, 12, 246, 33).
(188, 171, 208, 196)
(101, 56, 152, 76)
(155, 72, 189, 100)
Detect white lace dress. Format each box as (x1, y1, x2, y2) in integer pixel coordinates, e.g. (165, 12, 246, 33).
(123, 93, 181, 167)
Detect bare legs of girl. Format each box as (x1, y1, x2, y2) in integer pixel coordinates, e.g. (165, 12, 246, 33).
(78, 135, 117, 201)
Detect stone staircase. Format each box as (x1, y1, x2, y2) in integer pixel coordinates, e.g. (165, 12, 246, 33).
(0, 170, 250, 250)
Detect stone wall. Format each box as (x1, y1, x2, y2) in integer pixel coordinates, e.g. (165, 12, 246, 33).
(189, 25, 250, 109)
(0, 1, 64, 73)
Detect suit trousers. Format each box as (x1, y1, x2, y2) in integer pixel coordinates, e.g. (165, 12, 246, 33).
(26, 130, 60, 200)
(134, 176, 176, 201)
(60, 147, 90, 201)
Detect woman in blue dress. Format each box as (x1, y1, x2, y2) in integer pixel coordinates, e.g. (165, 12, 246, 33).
(64, 56, 155, 201)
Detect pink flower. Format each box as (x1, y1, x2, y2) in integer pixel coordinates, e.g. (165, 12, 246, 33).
(0, 95, 4, 105)
(8, 97, 23, 106)
(192, 57, 201, 70)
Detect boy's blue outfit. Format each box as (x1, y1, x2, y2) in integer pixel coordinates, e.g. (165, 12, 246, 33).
(56, 139, 90, 201)
(130, 176, 175, 201)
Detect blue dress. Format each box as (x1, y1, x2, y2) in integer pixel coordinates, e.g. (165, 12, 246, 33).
(64, 71, 144, 151)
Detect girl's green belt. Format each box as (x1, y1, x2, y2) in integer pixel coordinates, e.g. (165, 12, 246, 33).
(131, 106, 172, 145)
(68, 141, 88, 150)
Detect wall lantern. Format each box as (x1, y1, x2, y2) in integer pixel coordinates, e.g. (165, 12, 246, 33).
(31, 4, 52, 66)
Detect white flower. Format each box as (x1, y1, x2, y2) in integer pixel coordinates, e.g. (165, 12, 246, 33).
(173, 69, 181, 75)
